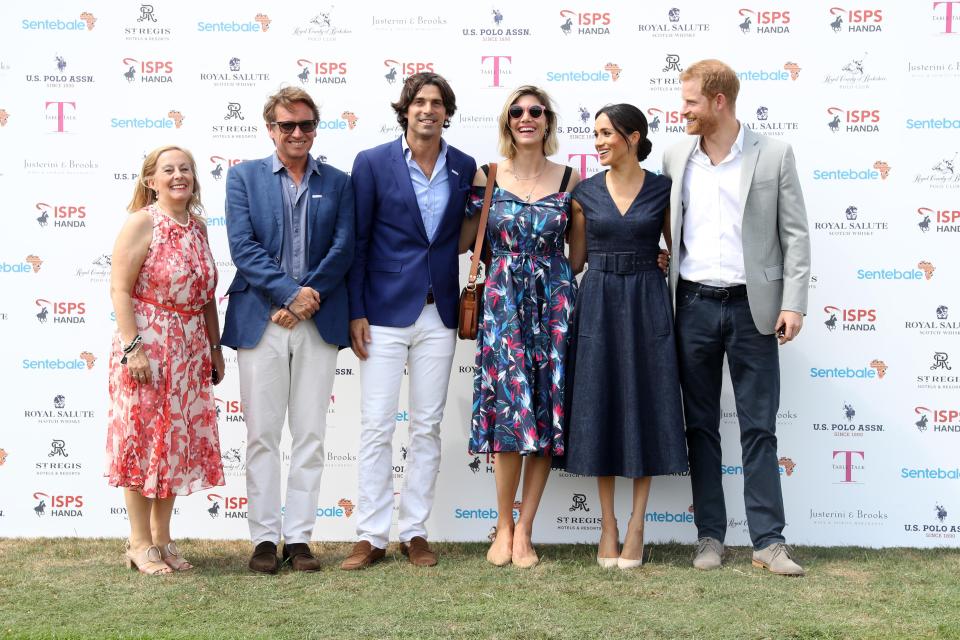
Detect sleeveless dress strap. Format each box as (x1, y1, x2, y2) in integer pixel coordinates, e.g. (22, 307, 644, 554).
(559, 165, 573, 193)
(480, 163, 499, 188)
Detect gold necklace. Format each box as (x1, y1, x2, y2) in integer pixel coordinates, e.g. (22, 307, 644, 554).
(509, 162, 546, 181)
(510, 159, 547, 202)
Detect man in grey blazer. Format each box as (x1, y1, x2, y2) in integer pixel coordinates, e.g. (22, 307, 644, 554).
(663, 59, 810, 576)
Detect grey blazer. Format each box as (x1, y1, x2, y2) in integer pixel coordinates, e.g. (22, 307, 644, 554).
(662, 126, 811, 335)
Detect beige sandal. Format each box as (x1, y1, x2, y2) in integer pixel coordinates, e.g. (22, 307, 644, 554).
(124, 541, 172, 575)
(159, 541, 194, 571)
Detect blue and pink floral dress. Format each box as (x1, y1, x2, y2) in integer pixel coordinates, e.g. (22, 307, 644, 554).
(467, 165, 575, 456)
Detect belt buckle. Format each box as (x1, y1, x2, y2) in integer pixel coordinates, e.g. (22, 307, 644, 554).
(716, 287, 730, 301)
(615, 253, 633, 275)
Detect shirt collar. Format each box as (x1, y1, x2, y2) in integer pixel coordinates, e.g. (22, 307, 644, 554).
(271, 151, 321, 177)
(732, 122, 745, 154)
(693, 121, 745, 164)
(401, 134, 447, 162)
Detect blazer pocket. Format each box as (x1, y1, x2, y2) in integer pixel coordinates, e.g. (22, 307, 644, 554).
(311, 195, 334, 216)
(368, 260, 402, 273)
(751, 178, 777, 191)
(764, 264, 784, 281)
(225, 277, 249, 295)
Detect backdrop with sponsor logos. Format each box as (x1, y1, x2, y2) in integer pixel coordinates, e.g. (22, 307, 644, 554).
(1, 1, 958, 547)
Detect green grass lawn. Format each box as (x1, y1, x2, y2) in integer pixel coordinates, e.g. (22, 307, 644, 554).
(1, 539, 959, 639)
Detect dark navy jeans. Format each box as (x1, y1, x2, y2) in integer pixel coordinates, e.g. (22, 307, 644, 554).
(675, 281, 786, 550)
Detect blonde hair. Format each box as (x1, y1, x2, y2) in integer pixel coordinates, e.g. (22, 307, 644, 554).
(127, 145, 203, 213)
(679, 59, 740, 106)
(497, 85, 559, 159)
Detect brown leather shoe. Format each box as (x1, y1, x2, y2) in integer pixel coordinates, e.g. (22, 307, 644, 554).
(340, 540, 386, 571)
(248, 541, 279, 574)
(400, 536, 438, 567)
(282, 542, 321, 572)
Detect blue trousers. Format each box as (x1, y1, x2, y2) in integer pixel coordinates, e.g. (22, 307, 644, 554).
(675, 283, 786, 550)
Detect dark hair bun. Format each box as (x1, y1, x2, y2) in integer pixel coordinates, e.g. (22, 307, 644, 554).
(637, 137, 653, 162)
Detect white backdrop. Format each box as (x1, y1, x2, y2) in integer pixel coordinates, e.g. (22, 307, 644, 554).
(1, 1, 958, 547)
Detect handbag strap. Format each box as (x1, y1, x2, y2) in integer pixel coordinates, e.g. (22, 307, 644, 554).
(468, 163, 497, 288)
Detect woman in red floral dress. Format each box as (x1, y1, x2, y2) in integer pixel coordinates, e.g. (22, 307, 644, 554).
(107, 145, 225, 575)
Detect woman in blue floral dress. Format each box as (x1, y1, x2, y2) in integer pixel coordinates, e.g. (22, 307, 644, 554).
(460, 86, 579, 568)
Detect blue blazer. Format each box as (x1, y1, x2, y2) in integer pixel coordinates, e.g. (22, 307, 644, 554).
(222, 155, 355, 349)
(348, 137, 476, 329)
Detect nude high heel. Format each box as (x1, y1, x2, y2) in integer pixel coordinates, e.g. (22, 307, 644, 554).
(618, 525, 645, 569)
(617, 546, 644, 570)
(597, 525, 620, 569)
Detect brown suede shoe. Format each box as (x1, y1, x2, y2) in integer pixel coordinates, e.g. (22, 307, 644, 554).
(340, 540, 386, 571)
(248, 541, 279, 575)
(400, 536, 438, 567)
(282, 542, 321, 572)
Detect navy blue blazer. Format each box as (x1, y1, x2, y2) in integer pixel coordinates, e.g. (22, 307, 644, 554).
(348, 137, 476, 329)
(222, 155, 355, 349)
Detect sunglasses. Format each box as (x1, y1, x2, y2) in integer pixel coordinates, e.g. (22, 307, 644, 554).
(270, 120, 319, 133)
(508, 104, 548, 119)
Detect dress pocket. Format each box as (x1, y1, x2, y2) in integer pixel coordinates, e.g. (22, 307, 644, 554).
(653, 280, 673, 337)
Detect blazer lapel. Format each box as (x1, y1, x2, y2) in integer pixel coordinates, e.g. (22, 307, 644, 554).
(390, 137, 429, 241)
(436, 154, 466, 233)
(739, 127, 761, 218)
(260, 158, 283, 235)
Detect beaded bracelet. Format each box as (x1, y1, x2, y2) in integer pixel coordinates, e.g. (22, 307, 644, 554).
(122, 334, 142, 354)
(120, 335, 143, 365)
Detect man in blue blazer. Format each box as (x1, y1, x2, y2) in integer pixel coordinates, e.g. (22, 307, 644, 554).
(341, 73, 476, 570)
(222, 87, 354, 574)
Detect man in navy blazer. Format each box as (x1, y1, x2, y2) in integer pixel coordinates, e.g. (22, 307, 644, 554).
(223, 87, 354, 574)
(341, 73, 476, 570)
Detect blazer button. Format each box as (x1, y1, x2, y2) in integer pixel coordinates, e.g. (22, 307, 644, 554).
(274, 256, 281, 264)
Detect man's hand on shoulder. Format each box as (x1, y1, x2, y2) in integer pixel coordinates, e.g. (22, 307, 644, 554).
(775, 310, 803, 345)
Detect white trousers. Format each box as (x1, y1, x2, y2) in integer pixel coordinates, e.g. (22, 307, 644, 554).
(238, 319, 338, 545)
(356, 303, 456, 549)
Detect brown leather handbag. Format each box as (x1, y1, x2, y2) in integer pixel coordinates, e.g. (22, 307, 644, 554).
(457, 163, 497, 340)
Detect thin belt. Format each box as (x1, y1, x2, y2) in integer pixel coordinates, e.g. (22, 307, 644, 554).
(589, 252, 659, 274)
(134, 294, 204, 316)
(678, 278, 748, 300)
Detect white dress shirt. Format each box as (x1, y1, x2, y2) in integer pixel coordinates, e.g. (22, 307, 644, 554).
(679, 123, 746, 287)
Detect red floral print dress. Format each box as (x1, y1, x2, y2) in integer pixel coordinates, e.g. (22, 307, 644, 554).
(106, 205, 224, 497)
